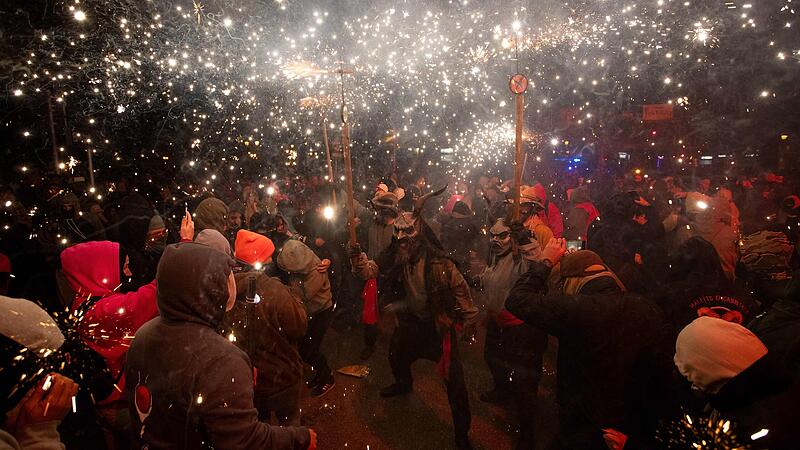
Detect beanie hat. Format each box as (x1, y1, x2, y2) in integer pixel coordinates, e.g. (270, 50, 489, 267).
(148, 214, 165, 233)
(228, 200, 245, 215)
(194, 198, 229, 234)
(674, 316, 768, 394)
(451, 201, 472, 217)
(559, 250, 606, 278)
(196, 229, 233, 257)
(560, 250, 625, 294)
(0, 296, 65, 411)
(235, 230, 275, 267)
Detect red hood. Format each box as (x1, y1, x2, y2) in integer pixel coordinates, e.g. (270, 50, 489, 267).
(533, 183, 547, 202)
(61, 241, 120, 305)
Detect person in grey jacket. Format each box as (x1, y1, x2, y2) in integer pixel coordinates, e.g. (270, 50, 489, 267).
(277, 239, 335, 398)
(473, 220, 547, 449)
(124, 243, 315, 449)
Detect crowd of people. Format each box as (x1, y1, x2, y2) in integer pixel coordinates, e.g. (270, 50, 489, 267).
(0, 163, 799, 449)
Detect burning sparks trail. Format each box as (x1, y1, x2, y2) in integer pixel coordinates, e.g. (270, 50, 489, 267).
(1, 0, 798, 182)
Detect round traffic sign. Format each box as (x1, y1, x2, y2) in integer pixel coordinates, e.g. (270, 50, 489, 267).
(509, 73, 528, 95)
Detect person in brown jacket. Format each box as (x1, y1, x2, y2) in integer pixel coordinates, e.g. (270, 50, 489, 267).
(226, 232, 309, 425)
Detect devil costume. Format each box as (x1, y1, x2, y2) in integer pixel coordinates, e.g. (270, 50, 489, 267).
(350, 196, 479, 449)
(474, 219, 547, 449)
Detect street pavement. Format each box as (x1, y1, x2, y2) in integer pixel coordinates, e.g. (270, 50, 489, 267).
(302, 312, 559, 450)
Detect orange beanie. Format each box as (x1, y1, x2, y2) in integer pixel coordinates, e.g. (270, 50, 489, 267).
(235, 230, 275, 266)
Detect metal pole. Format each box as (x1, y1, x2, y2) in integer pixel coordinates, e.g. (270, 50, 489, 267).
(47, 94, 60, 172)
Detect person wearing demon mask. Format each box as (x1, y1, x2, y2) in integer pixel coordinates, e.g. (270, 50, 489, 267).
(472, 218, 548, 449)
(349, 187, 479, 450)
(356, 185, 406, 360)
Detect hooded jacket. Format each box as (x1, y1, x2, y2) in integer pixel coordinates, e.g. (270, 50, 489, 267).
(506, 261, 674, 449)
(440, 207, 481, 270)
(477, 240, 541, 327)
(196, 229, 233, 257)
(60, 241, 158, 404)
(563, 186, 599, 241)
(676, 193, 739, 281)
(125, 243, 311, 450)
(277, 240, 332, 315)
(115, 194, 157, 289)
(654, 237, 756, 335)
(194, 198, 229, 236)
(533, 183, 564, 238)
(222, 272, 308, 397)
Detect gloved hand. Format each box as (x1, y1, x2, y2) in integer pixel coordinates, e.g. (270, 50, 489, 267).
(348, 242, 362, 258)
(461, 322, 477, 344)
(510, 221, 532, 245)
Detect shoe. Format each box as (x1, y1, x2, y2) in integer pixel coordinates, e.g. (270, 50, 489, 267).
(379, 383, 412, 398)
(479, 388, 510, 404)
(310, 375, 335, 398)
(359, 345, 375, 360)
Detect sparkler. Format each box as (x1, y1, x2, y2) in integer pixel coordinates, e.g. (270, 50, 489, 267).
(336, 62, 357, 244)
(0, 0, 797, 193)
(301, 95, 337, 206)
(656, 411, 756, 449)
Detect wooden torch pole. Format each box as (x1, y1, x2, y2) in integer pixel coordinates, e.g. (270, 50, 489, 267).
(47, 94, 60, 172)
(342, 121, 356, 244)
(512, 92, 524, 221)
(322, 115, 337, 207)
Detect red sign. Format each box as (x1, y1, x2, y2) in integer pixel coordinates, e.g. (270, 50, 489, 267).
(509, 74, 529, 94)
(642, 104, 673, 121)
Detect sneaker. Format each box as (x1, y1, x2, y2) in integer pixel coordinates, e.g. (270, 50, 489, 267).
(379, 382, 412, 398)
(310, 375, 335, 398)
(359, 345, 375, 360)
(479, 388, 510, 404)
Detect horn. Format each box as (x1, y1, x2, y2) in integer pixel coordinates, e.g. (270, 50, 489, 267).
(483, 194, 497, 227)
(368, 198, 401, 217)
(414, 184, 447, 217)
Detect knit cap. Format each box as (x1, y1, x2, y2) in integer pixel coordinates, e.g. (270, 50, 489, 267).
(235, 230, 275, 267)
(674, 316, 768, 394)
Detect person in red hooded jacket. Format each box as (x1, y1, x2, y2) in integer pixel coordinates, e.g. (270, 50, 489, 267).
(533, 182, 564, 238)
(60, 240, 158, 449)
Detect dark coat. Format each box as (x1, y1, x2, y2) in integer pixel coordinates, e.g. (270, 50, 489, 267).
(125, 243, 310, 450)
(506, 261, 674, 449)
(654, 237, 757, 336)
(223, 272, 308, 397)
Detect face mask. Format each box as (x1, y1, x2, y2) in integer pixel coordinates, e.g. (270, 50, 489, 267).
(393, 213, 419, 245)
(491, 232, 511, 254)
